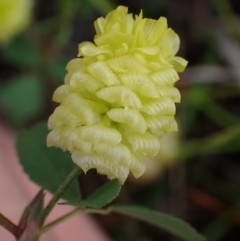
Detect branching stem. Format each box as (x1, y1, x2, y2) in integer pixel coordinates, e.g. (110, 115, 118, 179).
(41, 165, 81, 226)
(0, 213, 18, 238)
(41, 207, 110, 233)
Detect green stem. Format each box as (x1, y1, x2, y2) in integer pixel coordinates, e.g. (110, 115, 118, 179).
(41, 165, 81, 226)
(41, 208, 83, 233)
(0, 213, 18, 238)
(86, 208, 111, 215)
(41, 207, 110, 233)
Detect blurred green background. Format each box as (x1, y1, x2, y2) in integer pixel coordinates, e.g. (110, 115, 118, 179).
(1, 0, 240, 240)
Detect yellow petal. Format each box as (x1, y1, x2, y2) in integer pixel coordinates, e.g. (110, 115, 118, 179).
(94, 17, 105, 35)
(47, 129, 68, 151)
(157, 86, 181, 103)
(104, 6, 129, 33)
(63, 93, 108, 125)
(96, 86, 142, 108)
(120, 73, 159, 98)
(94, 143, 132, 165)
(144, 115, 178, 134)
(129, 152, 146, 178)
(170, 56, 188, 72)
(69, 71, 104, 92)
(80, 124, 122, 144)
(107, 55, 150, 74)
(48, 106, 79, 129)
(66, 58, 85, 73)
(143, 17, 167, 45)
(78, 41, 113, 57)
(52, 85, 70, 103)
(151, 67, 179, 85)
(133, 46, 160, 55)
(95, 31, 135, 50)
(141, 98, 176, 116)
(107, 108, 147, 133)
(61, 128, 92, 153)
(87, 61, 120, 86)
(127, 132, 160, 156)
(159, 29, 179, 57)
(72, 150, 129, 183)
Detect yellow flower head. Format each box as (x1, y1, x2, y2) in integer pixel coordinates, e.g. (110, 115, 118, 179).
(47, 6, 187, 184)
(0, 0, 32, 43)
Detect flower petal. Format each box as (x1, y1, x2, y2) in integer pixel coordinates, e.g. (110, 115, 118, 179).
(107, 108, 147, 133)
(69, 71, 104, 92)
(52, 85, 70, 103)
(170, 56, 188, 72)
(94, 143, 132, 165)
(120, 73, 159, 98)
(151, 67, 179, 85)
(87, 61, 120, 86)
(80, 123, 122, 144)
(141, 98, 176, 116)
(130, 153, 146, 178)
(157, 86, 181, 103)
(127, 132, 160, 156)
(78, 41, 113, 57)
(72, 150, 129, 183)
(63, 93, 108, 125)
(48, 106, 79, 129)
(107, 55, 151, 74)
(96, 86, 142, 108)
(144, 115, 178, 134)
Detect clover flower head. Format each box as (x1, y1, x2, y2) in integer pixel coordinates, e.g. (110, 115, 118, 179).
(47, 6, 188, 184)
(0, 0, 32, 43)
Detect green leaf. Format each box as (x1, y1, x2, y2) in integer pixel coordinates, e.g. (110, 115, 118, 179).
(61, 179, 121, 208)
(201, 124, 240, 154)
(111, 205, 206, 241)
(179, 124, 240, 160)
(1, 34, 39, 67)
(16, 122, 80, 201)
(0, 75, 45, 127)
(46, 58, 68, 85)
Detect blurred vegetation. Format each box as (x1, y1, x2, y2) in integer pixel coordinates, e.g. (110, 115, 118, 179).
(1, 0, 240, 240)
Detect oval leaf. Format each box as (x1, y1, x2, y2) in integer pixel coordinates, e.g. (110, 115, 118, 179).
(0, 75, 45, 127)
(111, 205, 206, 241)
(16, 122, 80, 201)
(61, 179, 121, 208)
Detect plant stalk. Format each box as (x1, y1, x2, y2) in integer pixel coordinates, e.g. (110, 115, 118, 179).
(41, 207, 110, 233)
(41, 165, 81, 226)
(0, 213, 18, 238)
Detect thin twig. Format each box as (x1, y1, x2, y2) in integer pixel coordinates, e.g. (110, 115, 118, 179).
(0, 213, 18, 238)
(41, 207, 110, 233)
(41, 165, 82, 226)
(41, 208, 83, 233)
